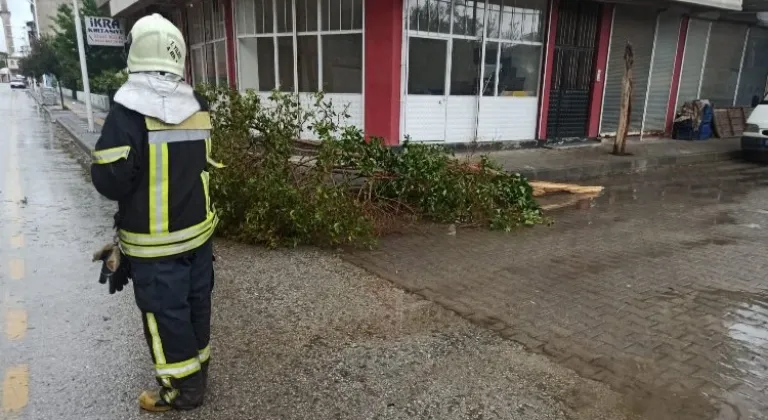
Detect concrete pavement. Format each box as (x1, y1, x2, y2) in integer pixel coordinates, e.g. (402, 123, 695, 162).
(2, 86, 639, 419)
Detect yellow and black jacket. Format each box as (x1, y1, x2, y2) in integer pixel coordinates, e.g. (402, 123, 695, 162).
(91, 92, 222, 261)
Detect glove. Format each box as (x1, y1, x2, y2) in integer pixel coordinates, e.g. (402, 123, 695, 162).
(93, 243, 130, 294)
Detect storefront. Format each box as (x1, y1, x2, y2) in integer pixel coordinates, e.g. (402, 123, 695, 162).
(402, 0, 546, 143)
(110, 0, 768, 145)
(234, 0, 365, 137)
(188, 0, 230, 87)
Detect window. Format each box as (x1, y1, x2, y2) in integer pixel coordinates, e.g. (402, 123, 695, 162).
(297, 35, 319, 91)
(277, 36, 295, 91)
(450, 39, 481, 95)
(236, 0, 363, 93)
(406, 0, 545, 97)
(497, 43, 541, 96)
(322, 34, 362, 93)
(191, 48, 205, 86)
(408, 37, 447, 95)
(188, 0, 229, 86)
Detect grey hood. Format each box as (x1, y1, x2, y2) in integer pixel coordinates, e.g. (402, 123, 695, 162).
(113, 72, 201, 125)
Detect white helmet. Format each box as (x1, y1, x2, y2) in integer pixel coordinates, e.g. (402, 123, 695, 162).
(126, 13, 186, 77)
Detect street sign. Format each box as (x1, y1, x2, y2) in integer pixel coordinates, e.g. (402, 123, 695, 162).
(84, 16, 125, 47)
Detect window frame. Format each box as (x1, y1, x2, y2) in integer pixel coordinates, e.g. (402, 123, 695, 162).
(405, 0, 545, 97)
(235, 0, 365, 94)
(189, 0, 230, 87)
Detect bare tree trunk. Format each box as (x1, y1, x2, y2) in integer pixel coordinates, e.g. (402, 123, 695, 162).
(613, 42, 634, 155)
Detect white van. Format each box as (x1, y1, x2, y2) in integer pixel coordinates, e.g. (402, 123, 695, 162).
(743, 95, 768, 156)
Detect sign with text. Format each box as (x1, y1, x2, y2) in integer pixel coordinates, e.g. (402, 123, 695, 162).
(85, 16, 125, 47)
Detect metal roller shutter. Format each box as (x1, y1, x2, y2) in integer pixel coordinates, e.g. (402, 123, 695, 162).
(736, 27, 768, 106)
(600, 5, 657, 134)
(643, 11, 681, 133)
(676, 19, 709, 111)
(700, 22, 748, 108)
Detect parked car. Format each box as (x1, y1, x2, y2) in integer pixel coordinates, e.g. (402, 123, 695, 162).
(742, 95, 768, 160)
(10, 79, 27, 89)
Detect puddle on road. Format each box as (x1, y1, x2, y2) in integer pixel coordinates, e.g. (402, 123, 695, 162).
(673, 288, 768, 419)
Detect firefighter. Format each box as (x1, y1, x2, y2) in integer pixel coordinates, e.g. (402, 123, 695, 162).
(90, 13, 222, 412)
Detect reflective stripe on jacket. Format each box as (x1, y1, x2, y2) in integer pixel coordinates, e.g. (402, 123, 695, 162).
(90, 92, 222, 260)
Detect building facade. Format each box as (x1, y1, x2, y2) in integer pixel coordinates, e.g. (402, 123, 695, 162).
(108, 0, 768, 146)
(35, 0, 71, 35)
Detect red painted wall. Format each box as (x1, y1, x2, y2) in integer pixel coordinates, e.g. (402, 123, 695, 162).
(587, 3, 613, 137)
(223, 0, 237, 89)
(666, 16, 689, 135)
(364, 0, 402, 146)
(537, 0, 559, 140)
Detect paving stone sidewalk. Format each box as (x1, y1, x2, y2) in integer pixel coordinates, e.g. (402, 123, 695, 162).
(344, 161, 768, 420)
(466, 137, 742, 181)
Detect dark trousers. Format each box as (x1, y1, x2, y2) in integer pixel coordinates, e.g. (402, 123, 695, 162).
(130, 240, 213, 403)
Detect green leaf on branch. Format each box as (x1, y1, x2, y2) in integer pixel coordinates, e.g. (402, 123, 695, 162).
(200, 85, 546, 249)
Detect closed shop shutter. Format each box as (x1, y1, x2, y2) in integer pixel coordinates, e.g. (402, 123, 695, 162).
(676, 19, 709, 110)
(600, 5, 657, 134)
(736, 27, 768, 106)
(643, 11, 682, 132)
(700, 22, 748, 108)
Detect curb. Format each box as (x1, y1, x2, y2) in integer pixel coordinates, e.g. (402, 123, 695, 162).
(515, 150, 743, 182)
(30, 93, 96, 156)
(55, 118, 93, 156)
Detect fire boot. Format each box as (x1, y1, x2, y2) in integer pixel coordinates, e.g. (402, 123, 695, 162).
(139, 372, 206, 412)
(138, 388, 174, 412)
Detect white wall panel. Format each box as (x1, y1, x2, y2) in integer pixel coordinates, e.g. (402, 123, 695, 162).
(477, 97, 538, 141)
(403, 96, 447, 142)
(300, 93, 364, 141)
(445, 97, 477, 143)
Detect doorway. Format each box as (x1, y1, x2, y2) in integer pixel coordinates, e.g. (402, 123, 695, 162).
(546, 0, 600, 140)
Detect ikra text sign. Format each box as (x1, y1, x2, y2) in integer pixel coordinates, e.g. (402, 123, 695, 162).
(85, 17, 125, 47)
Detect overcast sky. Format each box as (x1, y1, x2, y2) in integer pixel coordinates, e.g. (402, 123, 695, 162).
(0, 0, 34, 54)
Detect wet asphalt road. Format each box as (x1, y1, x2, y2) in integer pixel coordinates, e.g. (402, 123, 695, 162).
(0, 87, 647, 420)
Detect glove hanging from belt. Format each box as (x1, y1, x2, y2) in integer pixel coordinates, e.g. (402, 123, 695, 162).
(92, 242, 131, 294)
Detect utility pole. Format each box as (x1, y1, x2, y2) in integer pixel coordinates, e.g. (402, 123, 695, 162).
(72, 0, 94, 132)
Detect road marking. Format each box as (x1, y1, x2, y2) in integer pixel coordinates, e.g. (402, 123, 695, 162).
(9, 234, 23, 249)
(8, 259, 24, 281)
(2, 365, 29, 414)
(4, 309, 27, 341)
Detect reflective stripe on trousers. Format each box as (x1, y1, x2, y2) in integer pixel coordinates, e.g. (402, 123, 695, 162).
(146, 313, 202, 381)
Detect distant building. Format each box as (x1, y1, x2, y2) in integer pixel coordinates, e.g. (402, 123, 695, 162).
(7, 55, 20, 76)
(26, 20, 36, 42)
(34, 0, 70, 35)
